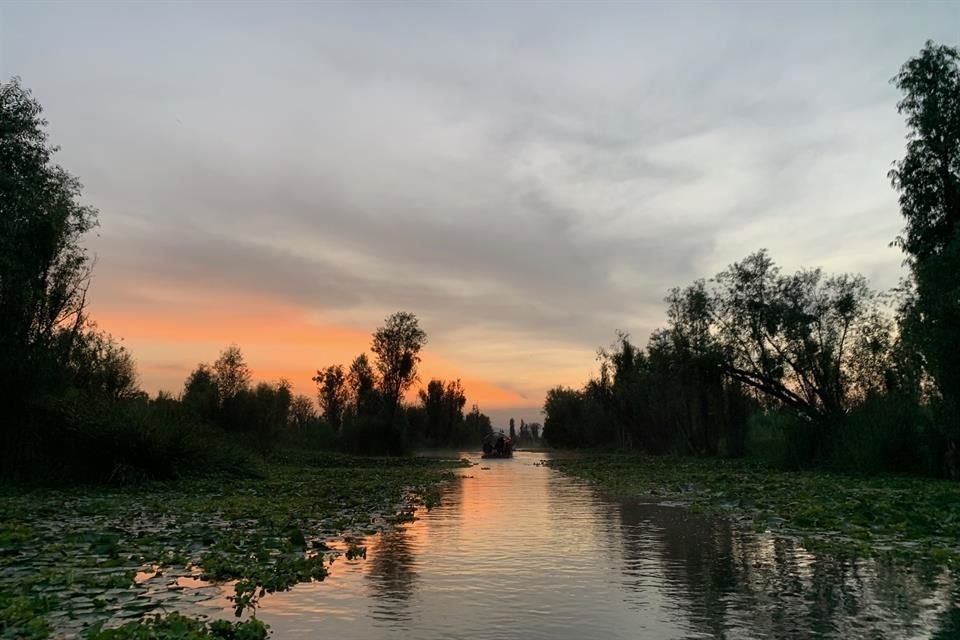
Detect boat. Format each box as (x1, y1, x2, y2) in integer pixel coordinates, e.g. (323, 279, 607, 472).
(481, 432, 513, 458)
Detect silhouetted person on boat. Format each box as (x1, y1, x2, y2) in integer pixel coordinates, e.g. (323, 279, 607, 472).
(482, 437, 493, 455)
(495, 433, 505, 455)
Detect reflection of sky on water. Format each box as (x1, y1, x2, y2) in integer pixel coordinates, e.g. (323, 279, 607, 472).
(205, 452, 957, 639)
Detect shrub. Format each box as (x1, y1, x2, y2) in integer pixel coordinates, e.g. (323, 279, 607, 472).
(832, 393, 934, 475)
(745, 410, 819, 470)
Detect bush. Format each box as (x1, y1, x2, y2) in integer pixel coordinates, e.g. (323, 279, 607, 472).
(832, 393, 935, 475)
(277, 419, 339, 451)
(745, 410, 819, 470)
(340, 413, 407, 455)
(3, 392, 260, 484)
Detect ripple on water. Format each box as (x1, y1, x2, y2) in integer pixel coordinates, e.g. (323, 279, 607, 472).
(163, 451, 955, 640)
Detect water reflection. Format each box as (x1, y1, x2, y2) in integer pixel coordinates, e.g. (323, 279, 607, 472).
(238, 452, 956, 639)
(364, 528, 417, 619)
(610, 485, 958, 639)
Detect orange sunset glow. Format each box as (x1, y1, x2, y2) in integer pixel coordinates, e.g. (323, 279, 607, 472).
(87, 279, 588, 422)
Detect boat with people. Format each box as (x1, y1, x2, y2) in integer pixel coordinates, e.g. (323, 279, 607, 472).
(481, 431, 513, 458)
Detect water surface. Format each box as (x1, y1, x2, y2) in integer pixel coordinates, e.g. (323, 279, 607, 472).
(211, 452, 958, 639)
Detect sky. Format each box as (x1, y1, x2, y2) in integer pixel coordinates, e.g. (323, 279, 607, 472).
(1, 2, 957, 427)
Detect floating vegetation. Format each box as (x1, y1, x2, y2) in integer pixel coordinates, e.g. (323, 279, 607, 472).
(86, 612, 268, 639)
(0, 453, 460, 637)
(546, 454, 960, 567)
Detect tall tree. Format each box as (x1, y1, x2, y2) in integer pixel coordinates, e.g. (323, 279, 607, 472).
(314, 364, 348, 428)
(462, 404, 494, 444)
(0, 77, 98, 397)
(212, 345, 251, 402)
(711, 251, 887, 425)
(371, 312, 427, 414)
(183, 364, 220, 423)
(419, 378, 466, 445)
(890, 41, 960, 431)
(347, 353, 379, 417)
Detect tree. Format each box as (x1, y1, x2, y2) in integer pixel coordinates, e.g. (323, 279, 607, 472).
(249, 381, 291, 450)
(288, 394, 316, 429)
(711, 251, 888, 425)
(67, 329, 140, 401)
(212, 345, 251, 402)
(314, 365, 348, 428)
(0, 77, 98, 400)
(542, 387, 589, 448)
(529, 422, 541, 440)
(418, 378, 466, 445)
(371, 312, 427, 414)
(461, 404, 493, 444)
(890, 41, 960, 433)
(592, 332, 647, 450)
(347, 353, 379, 417)
(183, 364, 220, 423)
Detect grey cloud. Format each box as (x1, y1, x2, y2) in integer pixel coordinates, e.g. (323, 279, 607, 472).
(6, 0, 957, 399)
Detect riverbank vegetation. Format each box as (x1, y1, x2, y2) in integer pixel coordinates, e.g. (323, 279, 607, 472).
(0, 75, 487, 635)
(543, 42, 960, 483)
(547, 455, 960, 566)
(0, 453, 461, 638)
(0, 73, 497, 483)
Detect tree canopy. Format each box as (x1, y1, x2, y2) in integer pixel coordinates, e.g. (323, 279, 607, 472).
(371, 311, 427, 413)
(890, 41, 960, 432)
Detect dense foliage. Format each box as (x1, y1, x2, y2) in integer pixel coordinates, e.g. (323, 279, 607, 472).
(890, 41, 960, 452)
(544, 42, 960, 480)
(0, 454, 460, 638)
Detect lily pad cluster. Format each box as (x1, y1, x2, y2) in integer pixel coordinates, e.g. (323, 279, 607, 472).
(546, 454, 960, 567)
(0, 453, 461, 638)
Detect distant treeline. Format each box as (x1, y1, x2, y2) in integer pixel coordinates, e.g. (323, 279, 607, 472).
(0, 77, 508, 482)
(542, 41, 960, 480)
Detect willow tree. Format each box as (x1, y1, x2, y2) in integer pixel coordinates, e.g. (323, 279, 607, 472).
(710, 251, 890, 426)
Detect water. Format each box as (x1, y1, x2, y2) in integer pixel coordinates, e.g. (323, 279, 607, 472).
(198, 452, 958, 639)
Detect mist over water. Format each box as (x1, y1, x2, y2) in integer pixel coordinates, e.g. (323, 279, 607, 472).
(197, 452, 956, 639)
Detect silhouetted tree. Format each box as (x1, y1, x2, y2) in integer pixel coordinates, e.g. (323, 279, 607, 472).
(314, 365, 348, 429)
(347, 353, 379, 417)
(461, 404, 493, 444)
(418, 378, 466, 445)
(0, 77, 98, 412)
(249, 380, 291, 450)
(890, 41, 960, 454)
(183, 364, 220, 423)
(371, 312, 427, 416)
(67, 329, 140, 401)
(529, 422, 541, 440)
(711, 251, 889, 426)
(212, 345, 251, 402)
(543, 387, 589, 448)
(288, 394, 316, 429)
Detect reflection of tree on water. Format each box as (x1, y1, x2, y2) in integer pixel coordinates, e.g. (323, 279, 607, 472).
(614, 499, 956, 639)
(364, 527, 418, 622)
(362, 477, 464, 624)
(615, 501, 736, 637)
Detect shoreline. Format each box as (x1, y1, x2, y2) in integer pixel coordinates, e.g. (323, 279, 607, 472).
(545, 453, 960, 567)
